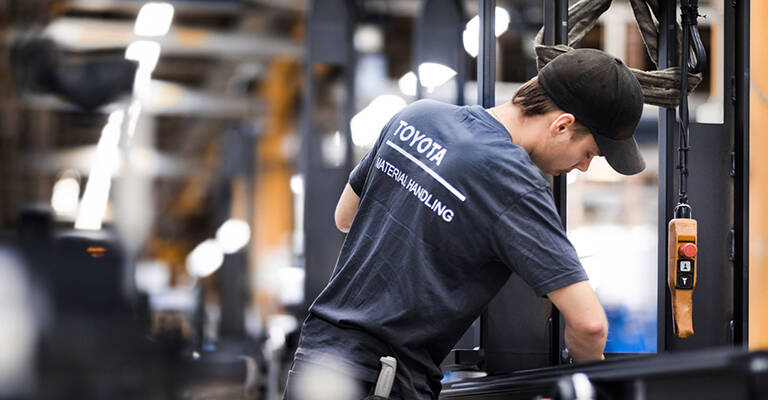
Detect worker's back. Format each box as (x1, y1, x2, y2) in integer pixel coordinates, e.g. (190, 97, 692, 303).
(294, 99, 587, 399)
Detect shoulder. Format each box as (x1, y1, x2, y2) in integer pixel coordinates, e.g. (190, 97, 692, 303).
(398, 99, 463, 121)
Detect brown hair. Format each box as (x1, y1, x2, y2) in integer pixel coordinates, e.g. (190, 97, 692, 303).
(512, 76, 590, 135)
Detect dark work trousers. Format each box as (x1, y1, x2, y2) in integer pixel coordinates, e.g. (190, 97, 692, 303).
(283, 358, 377, 400)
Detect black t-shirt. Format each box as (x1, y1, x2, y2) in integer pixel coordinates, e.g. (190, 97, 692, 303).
(294, 99, 588, 399)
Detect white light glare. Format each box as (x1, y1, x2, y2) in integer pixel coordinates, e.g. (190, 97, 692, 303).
(215, 219, 251, 254)
(51, 172, 80, 217)
(462, 7, 511, 58)
(350, 95, 407, 147)
(417, 63, 457, 91)
(354, 25, 383, 53)
(187, 239, 225, 278)
(134, 2, 175, 37)
(321, 130, 346, 167)
(75, 110, 124, 231)
(290, 174, 304, 195)
(398, 71, 418, 97)
(125, 40, 161, 72)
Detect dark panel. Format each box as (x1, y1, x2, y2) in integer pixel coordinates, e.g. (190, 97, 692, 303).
(667, 123, 732, 349)
(307, 0, 353, 64)
(303, 168, 348, 305)
(416, 0, 464, 69)
(218, 252, 248, 338)
(414, 0, 465, 104)
(482, 273, 552, 373)
(54, 230, 128, 316)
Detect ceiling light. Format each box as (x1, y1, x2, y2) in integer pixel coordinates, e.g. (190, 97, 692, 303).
(462, 7, 511, 58)
(51, 172, 80, 217)
(417, 63, 457, 91)
(398, 72, 418, 97)
(354, 24, 383, 53)
(215, 219, 251, 254)
(187, 239, 225, 278)
(290, 174, 304, 195)
(350, 95, 407, 148)
(134, 2, 175, 37)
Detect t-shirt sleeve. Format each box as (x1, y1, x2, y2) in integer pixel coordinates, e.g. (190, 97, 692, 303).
(491, 187, 589, 297)
(348, 114, 399, 196)
(349, 144, 376, 196)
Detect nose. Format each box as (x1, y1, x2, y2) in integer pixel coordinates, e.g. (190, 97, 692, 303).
(575, 156, 593, 172)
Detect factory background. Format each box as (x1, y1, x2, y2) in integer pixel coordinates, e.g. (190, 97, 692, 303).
(0, 0, 766, 398)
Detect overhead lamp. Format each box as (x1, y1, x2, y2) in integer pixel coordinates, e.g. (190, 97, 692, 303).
(321, 130, 346, 167)
(290, 174, 304, 195)
(187, 239, 225, 278)
(134, 2, 175, 37)
(398, 72, 418, 97)
(215, 219, 251, 254)
(417, 62, 457, 92)
(350, 94, 407, 148)
(51, 170, 80, 217)
(354, 24, 383, 53)
(462, 7, 511, 58)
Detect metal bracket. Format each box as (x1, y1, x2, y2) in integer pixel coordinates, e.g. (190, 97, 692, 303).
(729, 229, 736, 262)
(729, 320, 736, 345)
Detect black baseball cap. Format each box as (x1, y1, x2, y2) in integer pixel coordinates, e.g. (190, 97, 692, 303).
(538, 48, 645, 175)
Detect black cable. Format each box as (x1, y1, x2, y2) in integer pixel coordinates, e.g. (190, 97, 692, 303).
(675, 0, 706, 219)
(681, 0, 708, 74)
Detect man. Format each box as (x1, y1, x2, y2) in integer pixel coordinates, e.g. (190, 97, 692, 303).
(286, 48, 645, 399)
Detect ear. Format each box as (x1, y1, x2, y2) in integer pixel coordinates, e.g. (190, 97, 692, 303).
(549, 112, 576, 137)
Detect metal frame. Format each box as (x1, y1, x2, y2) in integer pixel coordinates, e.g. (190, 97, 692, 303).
(477, 0, 495, 367)
(657, 0, 750, 351)
(543, 0, 569, 366)
(441, 349, 768, 399)
(300, 0, 357, 312)
(656, 0, 678, 354)
(732, 0, 750, 348)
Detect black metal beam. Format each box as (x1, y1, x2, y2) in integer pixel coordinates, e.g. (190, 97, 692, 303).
(477, 0, 495, 368)
(441, 349, 768, 399)
(543, 0, 568, 366)
(477, 0, 495, 109)
(733, 0, 750, 347)
(656, 0, 677, 353)
(301, 0, 356, 313)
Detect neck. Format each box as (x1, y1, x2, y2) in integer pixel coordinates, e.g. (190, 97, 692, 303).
(486, 102, 548, 155)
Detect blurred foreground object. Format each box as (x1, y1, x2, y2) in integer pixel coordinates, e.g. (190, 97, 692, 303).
(12, 38, 137, 111)
(0, 247, 38, 397)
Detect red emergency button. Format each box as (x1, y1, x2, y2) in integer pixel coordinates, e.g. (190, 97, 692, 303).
(679, 243, 698, 258)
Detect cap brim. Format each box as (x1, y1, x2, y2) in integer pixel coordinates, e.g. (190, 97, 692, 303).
(593, 133, 646, 175)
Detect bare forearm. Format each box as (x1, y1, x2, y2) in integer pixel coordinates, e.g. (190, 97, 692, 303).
(564, 322, 607, 363)
(335, 183, 360, 233)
